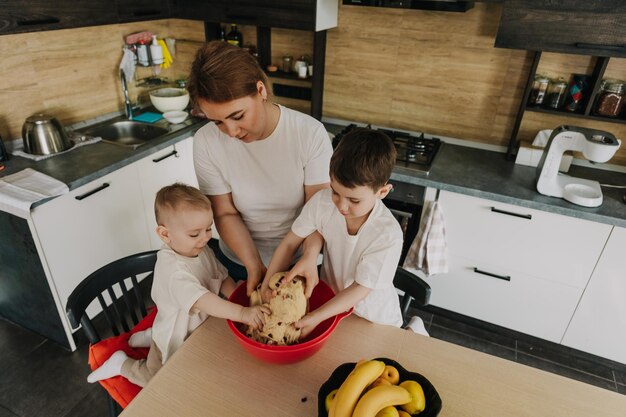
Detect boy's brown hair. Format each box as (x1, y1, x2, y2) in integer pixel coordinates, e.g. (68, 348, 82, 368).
(330, 128, 397, 191)
(187, 41, 272, 106)
(154, 183, 212, 225)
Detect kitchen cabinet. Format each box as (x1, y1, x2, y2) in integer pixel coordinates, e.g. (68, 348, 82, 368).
(172, 0, 338, 31)
(136, 137, 199, 250)
(561, 226, 626, 364)
(495, 0, 626, 58)
(30, 163, 151, 339)
(423, 190, 611, 342)
(116, 0, 171, 23)
(505, 52, 624, 158)
(0, 0, 118, 35)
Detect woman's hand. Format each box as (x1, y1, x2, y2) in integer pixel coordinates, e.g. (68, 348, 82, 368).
(239, 304, 270, 330)
(245, 262, 267, 297)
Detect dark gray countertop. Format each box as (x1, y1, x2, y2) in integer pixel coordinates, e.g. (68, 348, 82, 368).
(325, 122, 626, 228)
(2, 117, 624, 227)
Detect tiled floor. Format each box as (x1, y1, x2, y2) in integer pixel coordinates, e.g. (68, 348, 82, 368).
(1, 303, 625, 417)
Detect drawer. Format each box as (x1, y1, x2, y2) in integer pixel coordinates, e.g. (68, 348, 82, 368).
(425, 255, 583, 343)
(438, 191, 611, 289)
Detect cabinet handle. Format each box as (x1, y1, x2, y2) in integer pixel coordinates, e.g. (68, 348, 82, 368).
(575, 43, 626, 53)
(152, 150, 178, 163)
(75, 183, 110, 201)
(17, 17, 61, 26)
(490, 207, 532, 220)
(473, 267, 511, 282)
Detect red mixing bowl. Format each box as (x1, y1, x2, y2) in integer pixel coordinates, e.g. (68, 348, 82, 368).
(227, 280, 351, 364)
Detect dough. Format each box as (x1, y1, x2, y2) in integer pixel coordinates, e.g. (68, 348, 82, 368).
(247, 272, 307, 345)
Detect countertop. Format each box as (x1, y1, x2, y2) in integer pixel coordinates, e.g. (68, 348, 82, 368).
(1, 116, 624, 227)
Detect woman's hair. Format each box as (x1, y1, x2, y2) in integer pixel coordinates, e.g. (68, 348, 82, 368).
(330, 128, 397, 191)
(187, 41, 272, 105)
(154, 183, 212, 225)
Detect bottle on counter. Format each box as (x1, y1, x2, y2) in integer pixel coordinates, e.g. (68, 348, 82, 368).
(226, 24, 243, 47)
(594, 80, 625, 118)
(218, 26, 226, 42)
(544, 78, 568, 109)
(137, 40, 150, 67)
(150, 35, 163, 65)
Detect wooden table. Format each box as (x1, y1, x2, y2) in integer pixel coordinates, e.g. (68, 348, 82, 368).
(121, 315, 626, 417)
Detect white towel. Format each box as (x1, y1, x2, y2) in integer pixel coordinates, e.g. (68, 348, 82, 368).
(0, 168, 68, 218)
(403, 200, 449, 276)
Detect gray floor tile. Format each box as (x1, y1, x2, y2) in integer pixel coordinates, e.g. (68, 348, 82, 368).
(517, 339, 615, 381)
(405, 306, 434, 331)
(430, 312, 517, 350)
(617, 383, 626, 395)
(62, 384, 110, 417)
(0, 405, 19, 417)
(0, 318, 46, 360)
(428, 323, 517, 361)
(517, 352, 617, 391)
(614, 367, 626, 386)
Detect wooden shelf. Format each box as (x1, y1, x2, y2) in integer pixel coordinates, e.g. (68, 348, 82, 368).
(525, 106, 626, 125)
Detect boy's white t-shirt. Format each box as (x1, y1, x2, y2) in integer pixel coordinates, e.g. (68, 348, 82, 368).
(291, 188, 404, 327)
(193, 104, 333, 265)
(151, 245, 228, 362)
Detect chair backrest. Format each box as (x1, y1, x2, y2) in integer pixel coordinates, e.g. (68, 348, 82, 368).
(394, 267, 431, 318)
(66, 250, 158, 344)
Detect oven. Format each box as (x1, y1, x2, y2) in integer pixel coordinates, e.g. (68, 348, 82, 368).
(385, 179, 424, 264)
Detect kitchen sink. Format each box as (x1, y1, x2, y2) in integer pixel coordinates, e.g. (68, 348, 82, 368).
(84, 120, 169, 149)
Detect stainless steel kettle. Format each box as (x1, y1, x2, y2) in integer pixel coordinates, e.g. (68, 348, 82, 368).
(22, 114, 73, 155)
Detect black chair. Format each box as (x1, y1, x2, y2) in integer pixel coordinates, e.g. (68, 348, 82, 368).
(66, 250, 158, 417)
(393, 267, 431, 327)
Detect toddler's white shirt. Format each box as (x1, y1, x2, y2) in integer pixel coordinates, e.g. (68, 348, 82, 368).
(193, 105, 333, 265)
(292, 189, 404, 327)
(151, 245, 228, 362)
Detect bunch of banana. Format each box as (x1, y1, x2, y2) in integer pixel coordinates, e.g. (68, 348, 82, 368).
(326, 359, 427, 417)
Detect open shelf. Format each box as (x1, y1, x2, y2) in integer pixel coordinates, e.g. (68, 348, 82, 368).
(525, 106, 626, 125)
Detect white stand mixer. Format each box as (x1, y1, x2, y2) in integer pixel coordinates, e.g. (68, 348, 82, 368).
(536, 126, 620, 207)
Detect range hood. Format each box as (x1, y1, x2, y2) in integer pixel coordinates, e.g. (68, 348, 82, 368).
(342, 0, 474, 12)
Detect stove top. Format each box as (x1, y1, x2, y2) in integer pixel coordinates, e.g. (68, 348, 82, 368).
(331, 124, 442, 174)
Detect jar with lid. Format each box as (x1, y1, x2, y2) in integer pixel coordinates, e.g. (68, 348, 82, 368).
(544, 78, 568, 109)
(594, 80, 625, 118)
(282, 55, 292, 73)
(528, 75, 549, 106)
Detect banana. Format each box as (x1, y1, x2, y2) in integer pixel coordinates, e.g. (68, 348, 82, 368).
(352, 385, 412, 417)
(329, 360, 386, 417)
(398, 380, 426, 414)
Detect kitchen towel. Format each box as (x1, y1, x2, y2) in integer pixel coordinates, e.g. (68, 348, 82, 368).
(403, 200, 449, 276)
(0, 168, 69, 218)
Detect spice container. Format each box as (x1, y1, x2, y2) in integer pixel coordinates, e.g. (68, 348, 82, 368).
(282, 56, 293, 73)
(528, 76, 549, 106)
(544, 78, 568, 109)
(594, 80, 625, 118)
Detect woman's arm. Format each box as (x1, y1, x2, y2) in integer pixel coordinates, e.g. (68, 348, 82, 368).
(295, 282, 371, 338)
(209, 193, 266, 296)
(262, 231, 305, 300)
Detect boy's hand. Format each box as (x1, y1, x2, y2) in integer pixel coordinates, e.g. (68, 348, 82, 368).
(294, 313, 321, 340)
(283, 256, 319, 298)
(245, 262, 267, 297)
(240, 304, 271, 330)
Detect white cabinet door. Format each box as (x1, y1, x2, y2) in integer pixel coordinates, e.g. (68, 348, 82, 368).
(136, 137, 199, 250)
(439, 191, 610, 288)
(31, 164, 151, 311)
(561, 226, 626, 364)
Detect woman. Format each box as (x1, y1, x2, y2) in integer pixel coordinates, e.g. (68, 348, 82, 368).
(188, 41, 332, 297)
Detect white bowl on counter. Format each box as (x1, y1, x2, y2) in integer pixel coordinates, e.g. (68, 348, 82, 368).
(163, 110, 188, 124)
(149, 88, 190, 113)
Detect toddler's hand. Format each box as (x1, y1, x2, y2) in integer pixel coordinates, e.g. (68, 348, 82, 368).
(240, 304, 270, 330)
(294, 314, 320, 340)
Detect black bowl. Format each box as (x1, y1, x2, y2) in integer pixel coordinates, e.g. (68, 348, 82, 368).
(317, 357, 442, 417)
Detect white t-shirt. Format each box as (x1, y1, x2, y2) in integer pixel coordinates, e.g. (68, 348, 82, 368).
(193, 104, 333, 266)
(151, 245, 228, 362)
(291, 189, 404, 327)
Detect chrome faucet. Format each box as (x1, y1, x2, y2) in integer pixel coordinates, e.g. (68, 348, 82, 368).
(120, 69, 134, 120)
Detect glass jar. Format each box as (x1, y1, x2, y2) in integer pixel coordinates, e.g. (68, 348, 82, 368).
(544, 78, 568, 109)
(528, 76, 549, 106)
(594, 81, 625, 117)
(282, 55, 292, 73)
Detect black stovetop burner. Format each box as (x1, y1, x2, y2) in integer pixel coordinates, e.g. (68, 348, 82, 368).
(331, 124, 442, 174)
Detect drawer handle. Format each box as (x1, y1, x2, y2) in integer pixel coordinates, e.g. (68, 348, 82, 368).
(75, 183, 110, 201)
(17, 17, 61, 26)
(153, 150, 178, 163)
(473, 267, 511, 282)
(490, 207, 532, 220)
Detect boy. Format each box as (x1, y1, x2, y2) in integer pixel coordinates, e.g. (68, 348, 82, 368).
(262, 128, 404, 338)
(87, 183, 269, 387)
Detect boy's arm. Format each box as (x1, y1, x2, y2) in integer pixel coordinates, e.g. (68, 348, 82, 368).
(283, 230, 324, 298)
(295, 282, 371, 338)
(261, 231, 305, 299)
(192, 291, 270, 329)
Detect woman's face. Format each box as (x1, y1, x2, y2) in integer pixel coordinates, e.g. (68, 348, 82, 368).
(197, 81, 271, 143)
